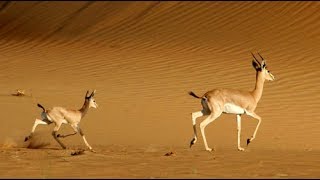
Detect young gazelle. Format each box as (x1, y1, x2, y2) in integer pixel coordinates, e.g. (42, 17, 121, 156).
(24, 90, 98, 152)
(189, 53, 275, 151)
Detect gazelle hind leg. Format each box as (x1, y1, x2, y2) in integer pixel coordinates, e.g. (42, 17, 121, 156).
(246, 111, 261, 146)
(236, 115, 244, 151)
(24, 118, 49, 142)
(57, 121, 78, 138)
(52, 123, 66, 149)
(200, 110, 222, 151)
(190, 109, 211, 148)
(57, 132, 77, 138)
(190, 99, 211, 148)
(190, 111, 203, 147)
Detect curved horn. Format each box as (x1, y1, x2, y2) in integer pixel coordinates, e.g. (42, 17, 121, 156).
(251, 52, 261, 66)
(257, 52, 264, 60)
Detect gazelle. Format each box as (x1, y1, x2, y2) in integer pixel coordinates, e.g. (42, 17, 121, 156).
(24, 90, 98, 152)
(189, 53, 275, 152)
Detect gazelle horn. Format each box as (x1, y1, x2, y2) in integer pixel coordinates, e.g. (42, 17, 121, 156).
(257, 52, 264, 60)
(251, 52, 261, 66)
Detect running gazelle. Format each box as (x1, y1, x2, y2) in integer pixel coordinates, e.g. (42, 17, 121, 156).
(25, 90, 98, 152)
(189, 53, 275, 151)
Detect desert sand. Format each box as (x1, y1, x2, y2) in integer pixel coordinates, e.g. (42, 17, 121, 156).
(0, 1, 319, 178)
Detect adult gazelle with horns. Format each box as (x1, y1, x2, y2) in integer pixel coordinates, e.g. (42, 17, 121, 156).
(189, 53, 275, 152)
(25, 90, 98, 152)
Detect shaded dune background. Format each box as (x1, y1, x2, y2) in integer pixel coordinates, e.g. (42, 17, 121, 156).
(0, 1, 319, 151)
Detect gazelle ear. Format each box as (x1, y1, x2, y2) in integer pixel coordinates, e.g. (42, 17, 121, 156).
(91, 89, 96, 97)
(252, 60, 260, 71)
(89, 89, 96, 98)
(85, 90, 89, 98)
(261, 60, 266, 69)
(257, 52, 266, 69)
(251, 52, 262, 71)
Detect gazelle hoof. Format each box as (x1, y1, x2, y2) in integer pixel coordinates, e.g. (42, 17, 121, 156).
(24, 136, 29, 142)
(89, 149, 96, 153)
(238, 147, 245, 151)
(190, 138, 196, 148)
(247, 138, 251, 146)
(206, 148, 213, 152)
(24, 135, 32, 142)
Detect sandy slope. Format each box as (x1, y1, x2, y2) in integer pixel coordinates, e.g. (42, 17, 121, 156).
(0, 1, 319, 178)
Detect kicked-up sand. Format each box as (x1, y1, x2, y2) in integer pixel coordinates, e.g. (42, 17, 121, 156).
(0, 1, 319, 178)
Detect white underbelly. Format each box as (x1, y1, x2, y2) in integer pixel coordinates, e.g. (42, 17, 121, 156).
(223, 103, 245, 114)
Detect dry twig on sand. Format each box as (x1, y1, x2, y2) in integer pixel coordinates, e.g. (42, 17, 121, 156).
(11, 89, 26, 96)
(164, 151, 176, 156)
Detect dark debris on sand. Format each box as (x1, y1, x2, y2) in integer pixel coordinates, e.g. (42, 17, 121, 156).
(71, 149, 85, 156)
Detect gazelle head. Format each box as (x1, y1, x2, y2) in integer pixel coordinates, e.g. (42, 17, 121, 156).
(251, 52, 275, 81)
(85, 90, 98, 108)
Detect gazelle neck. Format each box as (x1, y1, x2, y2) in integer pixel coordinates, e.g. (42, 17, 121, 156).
(252, 71, 265, 103)
(79, 99, 90, 118)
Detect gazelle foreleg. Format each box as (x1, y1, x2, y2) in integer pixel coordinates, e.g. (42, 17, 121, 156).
(200, 110, 222, 152)
(236, 115, 244, 151)
(24, 118, 51, 142)
(246, 111, 262, 146)
(72, 124, 95, 152)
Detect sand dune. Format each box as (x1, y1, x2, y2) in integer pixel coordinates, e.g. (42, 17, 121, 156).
(0, 1, 319, 178)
